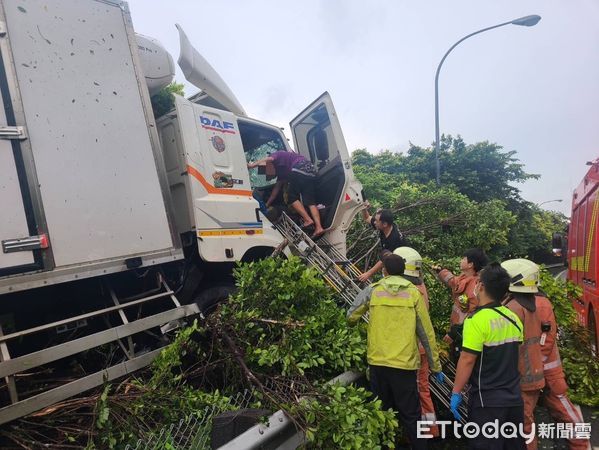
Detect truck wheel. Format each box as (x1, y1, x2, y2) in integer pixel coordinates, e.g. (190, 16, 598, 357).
(194, 284, 236, 315)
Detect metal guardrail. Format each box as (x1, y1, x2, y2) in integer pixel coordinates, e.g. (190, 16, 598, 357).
(125, 373, 363, 450)
(125, 390, 254, 450)
(217, 371, 363, 450)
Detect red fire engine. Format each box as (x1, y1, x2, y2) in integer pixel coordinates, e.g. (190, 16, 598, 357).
(567, 158, 599, 353)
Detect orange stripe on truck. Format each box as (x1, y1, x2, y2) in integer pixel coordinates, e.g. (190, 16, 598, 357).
(186, 165, 252, 197)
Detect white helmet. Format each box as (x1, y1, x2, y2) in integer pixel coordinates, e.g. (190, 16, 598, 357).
(500, 258, 540, 294)
(393, 247, 423, 278)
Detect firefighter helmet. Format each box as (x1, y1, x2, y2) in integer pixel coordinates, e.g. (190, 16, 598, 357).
(393, 247, 423, 278)
(501, 258, 540, 293)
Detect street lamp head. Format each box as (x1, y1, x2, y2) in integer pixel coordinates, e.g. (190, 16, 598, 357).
(511, 15, 542, 27)
(538, 199, 563, 207)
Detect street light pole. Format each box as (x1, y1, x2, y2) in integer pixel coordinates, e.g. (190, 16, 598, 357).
(434, 15, 541, 185)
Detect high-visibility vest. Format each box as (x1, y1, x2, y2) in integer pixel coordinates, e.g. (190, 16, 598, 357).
(361, 277, 441, 372)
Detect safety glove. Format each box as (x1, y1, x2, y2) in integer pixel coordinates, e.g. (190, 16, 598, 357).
(450, 392, 462, 421)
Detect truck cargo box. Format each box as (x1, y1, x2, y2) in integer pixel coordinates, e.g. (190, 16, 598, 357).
(0, 0, 181, 294)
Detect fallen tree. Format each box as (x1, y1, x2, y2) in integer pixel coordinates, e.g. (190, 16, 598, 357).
(3, 256, 591, 449)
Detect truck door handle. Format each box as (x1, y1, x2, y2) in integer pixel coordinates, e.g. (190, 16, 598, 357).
(2, 234, 48, 253)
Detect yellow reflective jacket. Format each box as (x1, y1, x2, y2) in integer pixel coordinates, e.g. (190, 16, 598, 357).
(348, 275, 441, 372)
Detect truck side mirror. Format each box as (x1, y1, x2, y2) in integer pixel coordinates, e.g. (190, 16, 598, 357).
(552, 232, 563, 256)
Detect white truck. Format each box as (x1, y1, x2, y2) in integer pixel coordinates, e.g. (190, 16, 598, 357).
(0, 0, 364, 423)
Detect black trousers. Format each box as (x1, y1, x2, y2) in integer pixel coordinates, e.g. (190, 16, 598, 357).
(287, 170, 316, 206)
(370, 364, 426, 450)
(468, 405, 526, 450)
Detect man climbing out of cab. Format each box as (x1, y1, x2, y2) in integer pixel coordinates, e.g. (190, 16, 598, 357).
(248, 150, 324, 238)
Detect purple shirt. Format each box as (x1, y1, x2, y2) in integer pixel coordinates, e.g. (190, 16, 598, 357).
(270, 151, 305, 180)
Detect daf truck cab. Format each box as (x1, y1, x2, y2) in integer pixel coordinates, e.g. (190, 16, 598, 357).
(156, 26, 364, 266)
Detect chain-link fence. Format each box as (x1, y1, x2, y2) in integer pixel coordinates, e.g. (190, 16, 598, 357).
(125, 390, 255, 450)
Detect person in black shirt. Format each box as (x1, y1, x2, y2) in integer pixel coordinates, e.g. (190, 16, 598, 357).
(451, 263, 526, 450)
(358, 204, 406, 282)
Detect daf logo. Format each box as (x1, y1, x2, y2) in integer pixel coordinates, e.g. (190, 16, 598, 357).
(200, 116, 236, 134)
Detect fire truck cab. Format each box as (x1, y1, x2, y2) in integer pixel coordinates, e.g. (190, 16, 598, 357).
(567, 158, 599, 353)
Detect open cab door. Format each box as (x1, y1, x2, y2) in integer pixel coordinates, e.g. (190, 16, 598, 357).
(290, 92, 364, 256)
(169, 25, 284, 263)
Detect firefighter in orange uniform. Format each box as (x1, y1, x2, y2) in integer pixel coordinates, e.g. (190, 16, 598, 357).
(536, 275, 589, 450)
(394, 246, 439, 438)
(433, 249, 489, 360)
(501, 259, 546, 450)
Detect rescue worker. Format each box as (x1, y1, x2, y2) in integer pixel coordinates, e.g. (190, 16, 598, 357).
(451, 262, 525, 450)
(394, 246, 439, 438)
(503, 259, 589, 450)
(501, 259, 545, 450)
(432, 249, 489, 360)
(358, 203, 406, 282)
(348, 254, 443, 450)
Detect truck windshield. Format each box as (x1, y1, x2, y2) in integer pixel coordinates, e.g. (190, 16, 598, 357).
(239, 121, 287, 188)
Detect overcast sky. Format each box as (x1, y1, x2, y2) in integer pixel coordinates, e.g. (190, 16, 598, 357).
(127, 0, 599, 215)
